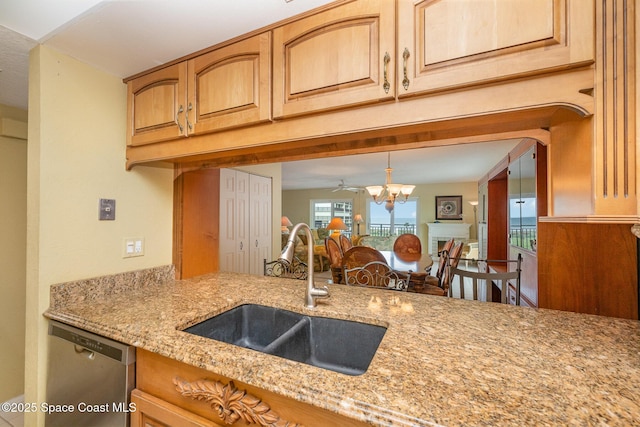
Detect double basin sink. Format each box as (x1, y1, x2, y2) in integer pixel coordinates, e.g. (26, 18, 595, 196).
(183, 304, 386, 376)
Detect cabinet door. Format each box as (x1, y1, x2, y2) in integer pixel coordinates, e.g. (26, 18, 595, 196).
(235, 171, 250, 273)
(127, 62, 187, 146)
(249, 174, 272, 275)
(219, 169, 238, 272)
(273, 0, 395, 119)
(397, 0, 594, 97)
(131, 389, 223, 427)
(187, 32, 271, 134)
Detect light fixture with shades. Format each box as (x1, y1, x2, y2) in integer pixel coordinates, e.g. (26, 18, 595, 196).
(326, 217, 348, 240)
(281, 216, 293, 233)
(365, 153, 415, 213)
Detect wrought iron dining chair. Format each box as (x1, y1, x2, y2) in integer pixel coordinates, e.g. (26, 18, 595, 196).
(263, 257, 308, 280)
(325, 237, 344, 284)
(344, 260, 410, 291)
(341, 245, 387, 269)
(339, 234, 353, 253)
(449, 254, 523, 304)
(412, 241, 463, 296)
(393, 233, 428, 288)
(393, 233, 422, 254)
(418, 238, 455, 288)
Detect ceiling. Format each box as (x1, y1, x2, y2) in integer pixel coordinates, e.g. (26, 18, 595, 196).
(0, 0, 336, 110)
(280, 139, 519, 190)
(0, 0, 519, 189)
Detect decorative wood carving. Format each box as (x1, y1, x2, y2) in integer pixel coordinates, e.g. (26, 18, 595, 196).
(173, 376, 303, 427)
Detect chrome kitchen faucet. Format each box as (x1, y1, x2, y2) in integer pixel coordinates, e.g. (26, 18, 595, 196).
(279, 223, 330, 308)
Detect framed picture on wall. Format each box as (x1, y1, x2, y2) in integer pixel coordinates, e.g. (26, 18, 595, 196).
(435, 195, 463, 220)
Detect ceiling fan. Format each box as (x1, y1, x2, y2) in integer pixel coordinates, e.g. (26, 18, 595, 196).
(331, 180, 362, 193)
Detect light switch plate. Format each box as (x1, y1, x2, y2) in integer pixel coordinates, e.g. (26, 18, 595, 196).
(123, 237, 145, 258)
(99, 198, 116, 220)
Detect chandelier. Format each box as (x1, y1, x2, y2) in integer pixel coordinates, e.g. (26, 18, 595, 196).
(365, 153, 415, 213)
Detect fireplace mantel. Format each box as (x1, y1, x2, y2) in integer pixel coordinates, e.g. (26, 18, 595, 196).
(426, 223, 471, 254)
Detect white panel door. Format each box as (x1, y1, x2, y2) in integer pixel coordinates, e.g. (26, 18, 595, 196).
(219, 169, 237, 272)
(235, 171, 250, 273)
(249, 174, 272, 275)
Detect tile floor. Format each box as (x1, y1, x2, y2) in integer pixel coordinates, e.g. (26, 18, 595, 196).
(0, 396, 24, 427)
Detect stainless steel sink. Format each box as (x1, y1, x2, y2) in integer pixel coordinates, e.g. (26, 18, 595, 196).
(183, 304, 386, 376)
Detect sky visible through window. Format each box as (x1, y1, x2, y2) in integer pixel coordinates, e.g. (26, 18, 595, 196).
(370, 200, 417, 225)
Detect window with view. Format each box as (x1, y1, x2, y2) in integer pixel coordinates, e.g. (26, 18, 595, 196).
(368, 199, 417, 236)
(310, 200, 353, 233)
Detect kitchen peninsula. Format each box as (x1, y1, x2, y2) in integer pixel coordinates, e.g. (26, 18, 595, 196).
(44, 267, 640, 426)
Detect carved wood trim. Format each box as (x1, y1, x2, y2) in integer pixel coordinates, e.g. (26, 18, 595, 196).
(173, 376, 303, 427)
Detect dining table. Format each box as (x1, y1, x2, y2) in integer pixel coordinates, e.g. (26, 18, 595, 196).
(379, 250, 433, 275)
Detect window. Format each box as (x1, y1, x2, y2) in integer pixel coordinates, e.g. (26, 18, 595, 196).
(310, 200, 353, 232)
(368, 199, 417, 236)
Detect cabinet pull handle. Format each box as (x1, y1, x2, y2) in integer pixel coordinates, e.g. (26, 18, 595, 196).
(383, 52, 391, 94)
(255, 240, 258, 248)
(175, 105, 184, 134)
(240, 241, 243, 250)
(402, 48, 410, 90)
(186, 103, 193, 132)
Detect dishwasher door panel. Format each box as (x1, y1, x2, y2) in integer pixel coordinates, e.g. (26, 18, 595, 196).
(46, 321, 135, 427)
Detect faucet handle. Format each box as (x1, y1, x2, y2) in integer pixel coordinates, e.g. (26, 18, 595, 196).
(311, 285, 330, 298)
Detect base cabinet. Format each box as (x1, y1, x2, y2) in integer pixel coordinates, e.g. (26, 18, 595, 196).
(131, 389, 223, 427)
(135, 349, 370, 427)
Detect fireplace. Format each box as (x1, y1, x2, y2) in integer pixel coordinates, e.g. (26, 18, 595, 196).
(426, 223, 472, 255)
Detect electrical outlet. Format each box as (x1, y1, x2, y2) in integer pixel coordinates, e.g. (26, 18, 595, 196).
(123, 237, 144, 258)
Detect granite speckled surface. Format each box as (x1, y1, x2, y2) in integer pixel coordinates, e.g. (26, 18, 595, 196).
(45, 267, 640, 426)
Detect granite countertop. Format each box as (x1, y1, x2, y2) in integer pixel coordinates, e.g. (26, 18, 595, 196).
(45, 267, 640, 426)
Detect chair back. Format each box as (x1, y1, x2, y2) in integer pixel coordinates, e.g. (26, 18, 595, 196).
(393, 233, 422, 254)
(339, 234, 353, 253)
(435, 238, 455, 279)
(449, 254, 522, 303)
(263, 258, 307, 280)
(441, 241, 463, 294)
(344, 261, 409, 290)
(325, 237, 344, 284)
(325, 237, 343, 267)
(341, 246, 386, 270)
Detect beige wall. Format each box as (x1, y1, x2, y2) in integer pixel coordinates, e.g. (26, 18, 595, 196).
(283, 181, 479, 249)
(0, 105, 27, 401)
(25, 46, 174, 426)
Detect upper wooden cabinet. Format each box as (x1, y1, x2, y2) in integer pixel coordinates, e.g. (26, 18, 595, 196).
(127, 62, 187, 146)
(187, 32, 271, 135)
(396, 0, 594, 97)
(272, 0, 396, 119)
(127, 33, 271, 146)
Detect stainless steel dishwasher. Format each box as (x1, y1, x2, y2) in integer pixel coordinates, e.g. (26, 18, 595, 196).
(46, 320, 135, 427)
